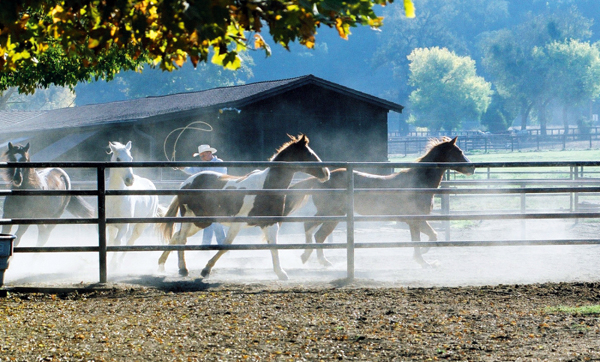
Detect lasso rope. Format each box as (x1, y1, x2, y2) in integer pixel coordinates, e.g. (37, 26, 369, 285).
(163, 120, 213, 165)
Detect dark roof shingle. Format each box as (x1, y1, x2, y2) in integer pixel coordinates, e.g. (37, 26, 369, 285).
(0, 75, 403, 134)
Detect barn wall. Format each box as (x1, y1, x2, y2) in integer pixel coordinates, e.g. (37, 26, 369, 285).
(221, 84, 389, 163)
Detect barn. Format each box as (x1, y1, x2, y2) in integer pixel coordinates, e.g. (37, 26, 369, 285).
(0, 75, 403, 173)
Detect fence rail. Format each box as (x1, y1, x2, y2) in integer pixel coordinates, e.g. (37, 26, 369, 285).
(389, 133, 600, 155)
(3, 160, 600, 283)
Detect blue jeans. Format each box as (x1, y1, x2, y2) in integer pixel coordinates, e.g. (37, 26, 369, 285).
(202, 223, 225, 245)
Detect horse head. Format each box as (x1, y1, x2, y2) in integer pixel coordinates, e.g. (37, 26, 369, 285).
(4, 142, 31, 187)
(271, 134, 330, 182)
(423, 137, 475, 176)
(107, 141, 135, 187)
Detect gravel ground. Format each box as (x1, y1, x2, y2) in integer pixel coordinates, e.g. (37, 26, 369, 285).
(2, 281, 600, 361)
(3, 218, 600, 361)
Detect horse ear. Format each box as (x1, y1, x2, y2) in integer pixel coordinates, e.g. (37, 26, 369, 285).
(106, 142, 114, 155)
(7, 142, 13, 150)
(126, 141, 132, 150)
(451, 136, 458, 145)
(24, 143, 30, 152)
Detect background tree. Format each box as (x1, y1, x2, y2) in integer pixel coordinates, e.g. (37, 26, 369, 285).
(480, 93, 517, 133)
(537, 39, 600, 131)
(75, 54, 254, 105)
(0, 0, 414, 94)
(407, 47, 492, 131)
(0, 86, 75, 110)
(480, 9, 593, 134)
(372, 0, 508, 103)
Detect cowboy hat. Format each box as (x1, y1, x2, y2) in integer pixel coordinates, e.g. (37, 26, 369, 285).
(193, 144, 217, 157)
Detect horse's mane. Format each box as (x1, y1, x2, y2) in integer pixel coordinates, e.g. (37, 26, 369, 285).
(414, 137, 453, 162)
(269, 134, 308, 161)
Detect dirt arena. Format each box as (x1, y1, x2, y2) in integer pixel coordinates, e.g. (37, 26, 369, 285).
(2, 219, 600, 360)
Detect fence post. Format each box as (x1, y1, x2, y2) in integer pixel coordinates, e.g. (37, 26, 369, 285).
(346, 165, 355, 281)
(520, 189, 526, 239)
(442, 193, 450, 241)
(97, 166, 107, 284)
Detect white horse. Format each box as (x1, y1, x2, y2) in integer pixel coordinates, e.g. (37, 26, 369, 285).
(106, 141, 165, 266)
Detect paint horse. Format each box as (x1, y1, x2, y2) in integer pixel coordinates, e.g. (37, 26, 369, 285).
(158, 134, 330, 280)
(284, 136, 475, 268)
(1, 142, 95, 246)
(106, 141, 165, 265)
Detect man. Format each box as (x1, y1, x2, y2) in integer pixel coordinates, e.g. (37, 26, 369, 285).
(180, 144, 227, 245)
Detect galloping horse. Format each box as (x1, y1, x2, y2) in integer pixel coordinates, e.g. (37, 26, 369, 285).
(284, 136, 475, 268)
(2, 142, 95, 246)
(158, 134, 330, 280)
(106, 141, 165, 265)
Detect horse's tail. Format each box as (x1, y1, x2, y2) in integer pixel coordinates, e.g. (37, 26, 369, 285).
(284, 177, 322, 216)
(158, 196, 181, 242)
(67, 195, 96, 218)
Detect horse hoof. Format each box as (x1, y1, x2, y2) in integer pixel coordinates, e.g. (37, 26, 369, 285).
(430, 260, 441, 268)
(300, 253, 310, 264)
(319, 258, 333, 267)
(158, 264, 165, 273)
(179, 268, 189, 277)
(276, 271, 289, 281)
(201, 268, 210, 278)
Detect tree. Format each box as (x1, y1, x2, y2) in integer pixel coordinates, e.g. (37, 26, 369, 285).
(407, 47, 492, 131)
(372, 0, 509, 103)
(480, 93, 517, 133)
(480, 9, 593, 133)
(537, 40, 600, 131)
(75, 55, 254, 105)
(0, 0, 415, 94)
(0, 85, 75, 110)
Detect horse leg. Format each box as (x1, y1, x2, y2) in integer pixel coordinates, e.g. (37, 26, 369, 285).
(109, 224, 129, 268)
(313, 222, 339, 267)
(262, 223, 288, 281)
(36, 225, 56, 247)
(201, 223, 242, 278)
(418, 221, 438, 254)
(409, 222, 439, 268)
(300, 222, 319, 264)
(9, 225, 30, 247)
(116, 223, 147, 266)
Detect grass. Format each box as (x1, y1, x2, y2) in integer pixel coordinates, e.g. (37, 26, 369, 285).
(390, 149, 600, 163)
(545, 305, 600, 315)
(391, 149, 600, 181)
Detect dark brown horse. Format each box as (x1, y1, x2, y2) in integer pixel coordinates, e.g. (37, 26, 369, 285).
(2, 142, 95, 246)
(284, 136, 475, 268)
(158, 134, 330, 280)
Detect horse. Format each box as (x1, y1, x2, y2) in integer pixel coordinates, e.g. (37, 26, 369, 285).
(158, 134, 330, 280)
(106, 141, 165, 265)
(1, 142, 95, 247)
(284, 136, 475, 268)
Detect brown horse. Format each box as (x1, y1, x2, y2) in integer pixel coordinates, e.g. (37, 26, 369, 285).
(284, 136, 475, 268)
(2, 142, 95, 246)
(158, 134, 330, 280)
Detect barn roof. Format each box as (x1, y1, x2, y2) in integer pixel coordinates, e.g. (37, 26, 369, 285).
(0, 75, 403, 134)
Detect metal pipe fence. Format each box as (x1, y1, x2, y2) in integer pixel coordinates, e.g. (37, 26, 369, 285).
(3, 160, 600, 283)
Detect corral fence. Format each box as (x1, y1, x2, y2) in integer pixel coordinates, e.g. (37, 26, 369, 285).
(389, 130, 600, 155)
(3, 160, 600, 284)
